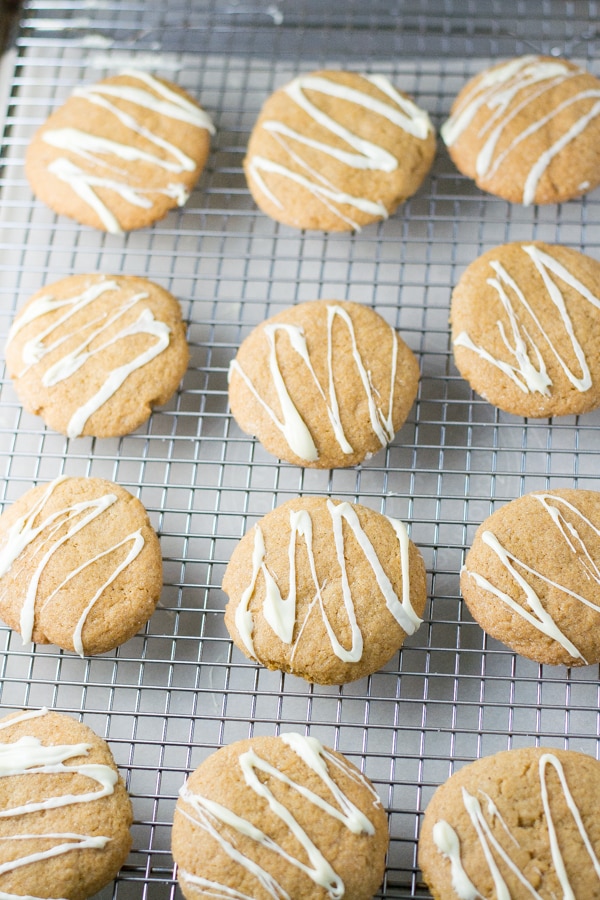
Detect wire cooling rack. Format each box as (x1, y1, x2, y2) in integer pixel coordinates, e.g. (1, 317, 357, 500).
(1, 2, 600, 897)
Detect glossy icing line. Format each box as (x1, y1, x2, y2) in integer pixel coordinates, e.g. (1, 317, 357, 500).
(454, 244, 600, 397)
(42, 70, 213, 233)
(0, 707, 116, 899)
(7, 279, 172, 438)
(234, 500, 421, 665)
(229, 304, 399, 462)
(0, 476, 146, 655)
(177, 733, 377, 900)
(247, 72, 432, 228)
(433, 752, 600, 899)
(46, 157, 189, 234)
(464, 492, 600, 663)
(441, 56, 600, 205)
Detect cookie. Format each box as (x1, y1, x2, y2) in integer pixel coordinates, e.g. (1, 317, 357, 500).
(25, 70, 214, 233)
(461, 488, 600, 666)
(228, 299, 420, 468)
(5, 273, 189, 438)
(450, 242, 600, 418)
(0, 475, 163, 656)
(0, 706, 132, 900)
(244, 69, 435, 231)
(441, 55, 600, 206)
(418, 746, 600, 900)
(172, 732, 389, 900)
(223, 495, 427, 684)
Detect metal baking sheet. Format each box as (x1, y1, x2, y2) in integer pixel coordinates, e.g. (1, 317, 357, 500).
(0, 2, 599, 897)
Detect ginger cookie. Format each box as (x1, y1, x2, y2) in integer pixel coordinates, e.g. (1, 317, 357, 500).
(450, 242, 600, 418)
(441, 55, 600, 206)
(5, 273, 189, 438)
(461, 489, 600, 666)
(0, 475, 163, 656)
(228, 299, 420, 468)
(223, 496, 427, 684)
(418, 746, 600, 900)
(172, 732, 389, 900)
(244, 69, 435, 231)
(0, 706, 132, 900)
(25, 70, 214, 233)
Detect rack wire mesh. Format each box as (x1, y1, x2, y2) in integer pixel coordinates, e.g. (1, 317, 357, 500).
(0, 1, 600, 897)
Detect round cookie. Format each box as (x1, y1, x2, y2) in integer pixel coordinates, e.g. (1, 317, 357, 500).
(228, 299, 420, 468)
(223, 495, 427, 684)
(0, 475, 163, 656)
(441, 55, 600, 206)
(451, 242, 600, 418)
(418, 746, 600, 900)
(5, 273, 190, 438)
(172, 732, 389, 900)
(244, 69, 435, 231)
(0, 706, 132, 900)
(461, 489, 600, 666)
(25, 70, 214, 233)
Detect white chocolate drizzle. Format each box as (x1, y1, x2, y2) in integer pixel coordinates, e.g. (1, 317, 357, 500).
(0, 707, 117, 900)
(234, 499, 421, 666)
(41, 70, 214, 234)
(177, 732, 379, 900)
(247, 73, 432, 229)
(7, 278, 172, 438)
(0, 476, 146, 655)
(433, 752, 600, 899)
(229, 303, 400, 463)
(464, 492, 600, 664)
(441, 56, 600, 205)
(454, 244, 600, 399)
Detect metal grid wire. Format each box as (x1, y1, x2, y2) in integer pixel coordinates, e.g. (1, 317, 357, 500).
(0, 1, 600, 897)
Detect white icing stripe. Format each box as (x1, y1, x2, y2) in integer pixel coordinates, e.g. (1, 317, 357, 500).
(454, 244, 600, 398)
(0, 476, 146, 655)
(0, 707, 116, 899)
(442, 56, 600, 205)
(464, 492, 600, 663)
(65, 309, 170, 439)
(247, 155, 388, 228)
(47, 158, 189, 234)
(433, 752, 600, 899)
(247, 72, 431, 229)
(44, 529, 146, 657)
(43, 127, 197, 174)
(0, 736, 118, 814)
(177, 733, 377, 900)
(286, 74, 431, 144)
(7, 280, 173, 439)
(431, 820, 482, 900)
(229, 304, 399, 463)
(234, 500, 420, 665)
(522, 93, 600, 205)
(177, 873, 257, 900)
(0, 708, 48, 732)
(41, 70, 212, 233)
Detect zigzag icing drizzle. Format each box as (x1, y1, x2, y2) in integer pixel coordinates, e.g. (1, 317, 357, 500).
(41, 69, 214, 233)
(454, 244, 600, 397)
(247, 73, 432, 229)
(177, 733, 380, 899)
(234, 499, 420, 664)
(0, 707, 118, 900)
(441, 56, 600, 205)
(7, 278, 171, 438)
(433, 752, 600, 899)
(463, 492, 600, 663)
(229, 304, 399, 463)
(0, 476, 145, 656)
